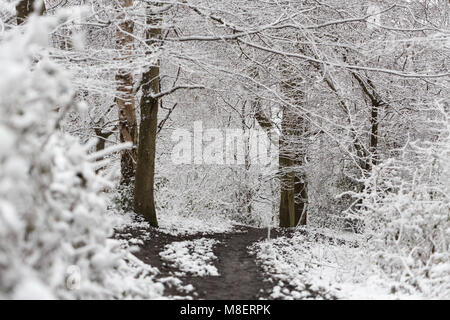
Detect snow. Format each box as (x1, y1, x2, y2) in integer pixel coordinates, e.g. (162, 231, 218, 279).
(160, 238, 220, 277)
(0, 0, 448, 301)
(0, 12, 164, 300)
(158, 212, 235, 236)
(158, 276, 196, 299)
(0, 126, 15, 158)
(251, 229, 427, 300)
(0, 201, 22, 233)
(12, 278, 55, 300)
(115, 210, 235, 236)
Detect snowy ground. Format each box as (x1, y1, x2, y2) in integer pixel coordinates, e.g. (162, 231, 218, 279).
(113, 210, 440, 300)
(250, 228, 425, 300)
(113, 210, 235, 237)
(113, 210, 228, 299)
(160, 238, 219, 277)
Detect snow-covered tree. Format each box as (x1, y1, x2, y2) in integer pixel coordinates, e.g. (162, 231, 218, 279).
(0, 12, 162, 299)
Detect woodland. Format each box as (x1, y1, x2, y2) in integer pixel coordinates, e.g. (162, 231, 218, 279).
(0, 0, 449, 300)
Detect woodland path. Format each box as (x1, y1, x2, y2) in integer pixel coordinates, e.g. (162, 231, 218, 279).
(116, 225, 294, 299)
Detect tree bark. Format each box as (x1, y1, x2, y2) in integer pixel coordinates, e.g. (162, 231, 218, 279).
(278, 122, 296, 227)
(252, 70, 308, 228)
(278, 105, 308, 227)
(352, 72, 382, 173)
(115, 0, 138, 185)
(278, 66, 308, 228)
(133, 9, 161, 227)
(294, 165, 308, 226)
(94, 128, 113, 159)
(368, 101, 379, 171)
(16, 0, 45, 25)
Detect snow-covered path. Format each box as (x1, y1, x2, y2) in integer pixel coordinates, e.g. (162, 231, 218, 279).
(182, 227, 274, 299)
(115, 222, 416, 300)
(116, 225, 296, 299)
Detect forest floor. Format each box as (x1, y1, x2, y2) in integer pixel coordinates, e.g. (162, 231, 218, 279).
(116, 224, 293, 299)
(114, 215, 353, 300)
(114, 212, 423, 300)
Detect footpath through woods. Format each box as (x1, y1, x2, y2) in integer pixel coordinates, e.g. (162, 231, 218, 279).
(116, 225, 296, 299)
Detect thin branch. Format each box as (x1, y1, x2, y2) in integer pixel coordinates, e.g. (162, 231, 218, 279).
(151, 85, 204, 99)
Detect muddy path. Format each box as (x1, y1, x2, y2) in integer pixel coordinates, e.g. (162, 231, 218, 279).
(115, 225, 293, 299)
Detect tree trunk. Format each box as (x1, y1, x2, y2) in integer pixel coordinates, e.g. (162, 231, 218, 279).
(115, 0, 138, 185)
(16, 0, 45, 25)
(368, 102, 379, 172)
(94, 128, 114, 163)
(293, 107, 308, 226)
(252, 71, 308, 228)
(279, 105, 308, 227)
(279, 126, 295, 227)
(278, 68, 308, 228)
(134, 9, 161, 227)
(294, 165, 308, 226)
(352, 72, 382, 173)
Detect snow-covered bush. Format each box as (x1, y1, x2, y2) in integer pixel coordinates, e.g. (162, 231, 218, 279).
(357, 104, 450, 298)
(0, 15, 162, 299)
